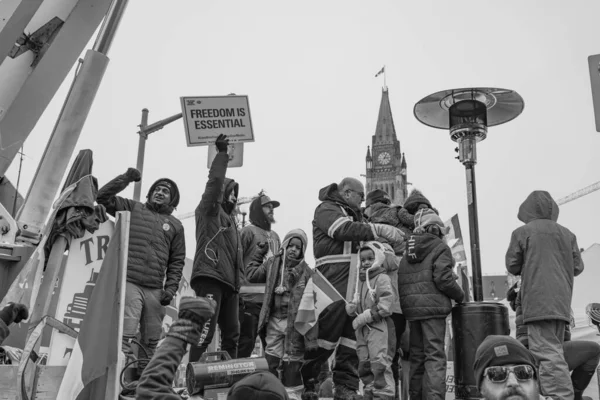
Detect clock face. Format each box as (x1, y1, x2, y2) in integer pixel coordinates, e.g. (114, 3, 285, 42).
(377, 152, 391, 165)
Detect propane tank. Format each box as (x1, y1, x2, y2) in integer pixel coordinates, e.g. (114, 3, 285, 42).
(186, 351, 269, 396)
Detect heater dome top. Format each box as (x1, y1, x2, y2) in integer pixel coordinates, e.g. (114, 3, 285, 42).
(413, 87, 524, 130)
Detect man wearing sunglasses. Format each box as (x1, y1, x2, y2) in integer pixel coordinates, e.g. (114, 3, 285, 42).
(474, 335, 546, 400)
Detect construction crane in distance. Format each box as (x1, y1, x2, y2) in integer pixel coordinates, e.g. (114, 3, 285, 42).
(556, 181, 600, 206)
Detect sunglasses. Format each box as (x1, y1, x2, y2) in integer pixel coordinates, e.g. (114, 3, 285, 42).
(347, 189, 365, 201)
(484, 365, 535, 383)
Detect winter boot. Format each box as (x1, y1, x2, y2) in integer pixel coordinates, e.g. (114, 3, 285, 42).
(301, 378, 319, 400)
(333, 384, 359, 400)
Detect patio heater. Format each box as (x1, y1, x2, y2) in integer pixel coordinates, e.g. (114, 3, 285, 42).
(414, 87, 524, 399)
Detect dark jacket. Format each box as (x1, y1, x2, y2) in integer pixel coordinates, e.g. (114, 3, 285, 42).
(367, 202, 414, 254)
(248, 229, 311, 358)
(191, 152, 243, 292)
(97, 175, 185, 295)
(505, 190, 584, 324)
(509, 285, 571, 347)
(313, 183, 375, 297)
(398, 233, 464, 320)
(240, 198, 281, 303)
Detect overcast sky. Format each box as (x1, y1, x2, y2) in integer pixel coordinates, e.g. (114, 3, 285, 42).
(7, 0, 600, 278)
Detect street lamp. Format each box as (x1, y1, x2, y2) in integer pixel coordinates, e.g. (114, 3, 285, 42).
(414, 87, 524, 399)
(133, 109, 183, 201)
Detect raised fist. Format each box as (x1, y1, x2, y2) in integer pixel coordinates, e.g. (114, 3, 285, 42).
(215, 134, 229, 153)
(124, 168, 141, 183)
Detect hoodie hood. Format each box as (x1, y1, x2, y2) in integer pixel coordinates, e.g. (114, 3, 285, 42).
(517, 190, 559, 224)
(249, 196, 271, 231)
(318, 183, 361, 214)
(405, 233, 443, 264)
(220, 177, 239, 215)
(282, 228, 308, 259)
(359, 241, 386, 281)
(146, 178, 180, 215)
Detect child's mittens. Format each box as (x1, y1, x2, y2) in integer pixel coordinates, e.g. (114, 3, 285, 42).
(352, 310, 373, 330)
(345, 302, 357, 316)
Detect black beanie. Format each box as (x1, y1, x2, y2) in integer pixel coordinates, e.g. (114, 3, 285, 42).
(473, 335, 537, 389)
(403, 189, 432, 214)
(366, 189, 391, 208)
(146, 178, 180, 208)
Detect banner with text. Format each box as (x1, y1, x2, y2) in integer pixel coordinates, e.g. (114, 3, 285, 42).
(47, 221, 114, 365)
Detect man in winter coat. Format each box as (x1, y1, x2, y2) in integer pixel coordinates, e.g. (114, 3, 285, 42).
(302, 177, 404, 400)
(247, 229, 311, 393)
(239, 194, 282, 358)
(398, 208, 464, 400)
(506, 190, 584, 400)
(97, 168, 185, 375)
(189, 134, 243, 361)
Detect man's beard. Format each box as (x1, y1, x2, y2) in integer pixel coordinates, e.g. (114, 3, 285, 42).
(496, 386, 531, 400)
(267, 214, 275, 223)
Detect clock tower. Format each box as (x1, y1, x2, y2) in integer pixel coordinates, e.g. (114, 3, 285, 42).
(365, 88, 408, 205)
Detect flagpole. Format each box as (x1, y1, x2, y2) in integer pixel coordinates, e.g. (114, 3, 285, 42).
(384, 65, 387, 90)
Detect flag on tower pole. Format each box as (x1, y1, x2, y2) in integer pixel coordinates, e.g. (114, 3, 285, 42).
(56, 212, 129, 400)
(375, 66, 385, 77)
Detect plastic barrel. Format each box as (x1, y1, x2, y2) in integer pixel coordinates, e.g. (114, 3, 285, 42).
(451, 302, 510, 399)
(186, 351, 269, 395)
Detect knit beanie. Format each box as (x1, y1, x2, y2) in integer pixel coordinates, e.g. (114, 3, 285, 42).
(403, 189, 432, 214)
(366, 189, 391, 208)
(473, 335, 538, 389)
(227, 371, 289, 400)
(146, 178, 180, 208)
(414, 208, 448, 234)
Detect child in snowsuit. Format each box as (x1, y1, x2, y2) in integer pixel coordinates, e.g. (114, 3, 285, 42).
(246, 229, 312, 394)
(397, 209, 464, 400)
(346, 241, 398, 400)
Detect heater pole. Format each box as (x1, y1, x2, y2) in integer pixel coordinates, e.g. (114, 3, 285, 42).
(465, 163, 483, 301)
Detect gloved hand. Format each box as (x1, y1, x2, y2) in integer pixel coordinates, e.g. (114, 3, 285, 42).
(345, 302, 357, 316)
(215, 134, 229, 153)
(352, 309, 373, 330)
(251, 242, 269, 264)
(0, 217, 10, 235)
(371, 223, 405, 245)
(124, 168, 141, 183)
(160, 290, 174, 306)
(167, 297, 216, 345)
(0, 303, 29, 326)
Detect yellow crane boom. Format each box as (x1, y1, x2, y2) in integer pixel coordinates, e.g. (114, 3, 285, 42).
(556, 181, 600, 206)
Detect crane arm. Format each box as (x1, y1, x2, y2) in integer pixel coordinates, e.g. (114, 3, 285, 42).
(556, 181, 600, 206)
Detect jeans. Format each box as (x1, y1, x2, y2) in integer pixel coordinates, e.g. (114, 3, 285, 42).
(188, 277, 240, 361)
(122, 282, 165, 374)
(564, 340, 600, 398)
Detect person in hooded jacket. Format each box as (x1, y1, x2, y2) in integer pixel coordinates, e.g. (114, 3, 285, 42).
(97, 167, 185, 376)
(346, 241, 399, 400)
(246, 229, 311, 395)
(238, 194, 282, 358)
(397, 208, 464, 400)
(506, 190, 584, 400)
(189, 134, 244, 362)
(302, 177, 404, 400)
